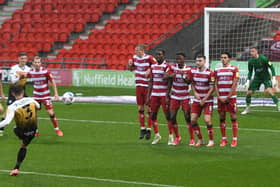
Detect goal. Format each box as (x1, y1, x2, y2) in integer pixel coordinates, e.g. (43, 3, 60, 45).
(204, 8, 280, 67)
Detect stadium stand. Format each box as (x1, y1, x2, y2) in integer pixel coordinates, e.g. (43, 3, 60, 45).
(0, 0, 122, 62)
(56, 0, 224, 70)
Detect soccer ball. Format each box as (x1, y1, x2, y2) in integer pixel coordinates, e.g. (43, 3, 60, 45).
(62, 92, 75, 105)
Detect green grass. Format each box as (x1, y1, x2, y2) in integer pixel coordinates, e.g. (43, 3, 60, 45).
(1, 101, 280, 187)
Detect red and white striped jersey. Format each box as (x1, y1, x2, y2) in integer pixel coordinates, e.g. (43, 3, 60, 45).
(27, 67, 53, 101)
(132, 54, 157, 87)
(167, 64, 191, 100)
(214, 65, 239, 99)
(151, 61, 170, 97)
(190, 67, 214, 103)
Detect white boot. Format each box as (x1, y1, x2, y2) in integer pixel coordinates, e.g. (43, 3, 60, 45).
(241, 106, 250, 115)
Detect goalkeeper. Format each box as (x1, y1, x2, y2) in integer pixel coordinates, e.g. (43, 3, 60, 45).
(241, 47, 279, 114)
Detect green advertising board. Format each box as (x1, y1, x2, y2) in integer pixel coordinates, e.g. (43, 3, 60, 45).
(73, 69, 135, 88)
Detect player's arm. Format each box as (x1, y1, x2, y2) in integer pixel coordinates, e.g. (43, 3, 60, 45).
(226, 69, 239, 100)
(191, 82, 200, 100)
(127, 59, 134, 71)
(48, 72, 59, 100)
(0, 78, 5, 101)
(214, 71, 221, 101)
(267, 60, 277, 88)
(9, 67, 21, 84)
(146, 76, 153, 106)
(182, 69, 191, 84)
(201, 74, 215, 104)
(0, 108, 15, 129)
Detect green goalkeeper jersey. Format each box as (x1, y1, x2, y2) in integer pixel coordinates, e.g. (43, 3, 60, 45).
(247, 54, 275, 80)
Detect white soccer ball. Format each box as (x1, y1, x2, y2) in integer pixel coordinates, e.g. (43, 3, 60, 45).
(62, 92, 75, 105)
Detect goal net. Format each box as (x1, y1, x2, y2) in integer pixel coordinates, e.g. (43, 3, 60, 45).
(204, 8, 280, 64)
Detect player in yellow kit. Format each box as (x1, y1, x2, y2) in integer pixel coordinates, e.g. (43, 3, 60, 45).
(0, 85, 40, 176)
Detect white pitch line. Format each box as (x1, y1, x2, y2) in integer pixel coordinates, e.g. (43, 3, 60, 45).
(0, 170, 182, 187)
(38, 117, 280, 133)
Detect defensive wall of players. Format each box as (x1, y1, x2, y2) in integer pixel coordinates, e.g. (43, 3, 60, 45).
(1, 61, 280, 92)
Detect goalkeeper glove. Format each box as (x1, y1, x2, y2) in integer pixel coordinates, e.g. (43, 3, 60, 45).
(244, 80, 250, 90)
(272, 76, 277, 88)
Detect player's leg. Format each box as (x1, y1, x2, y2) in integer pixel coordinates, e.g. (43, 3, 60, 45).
(182, 99, 194, 145)
(191, 102, 203, 146)
(10, 127, 36, 176)
(229, 112, 238, 147)
(265, 86, 279, 111)
(169, 99, 180, 145)
(0, 103, 4, 136)
(1, 89, 15, 136)
(241, 90, 254, 114)
(136, 87, 146, 138)
(204, 103, 214, 147)
(144, 105, 152, 140)
(242, 79, 260, 114)
(151, 96, 161, 144)
(44, 100, 63, 136)
(138, 105, 146, 139)
(161, 97, 176, 145)
(218, 101, 227, 146)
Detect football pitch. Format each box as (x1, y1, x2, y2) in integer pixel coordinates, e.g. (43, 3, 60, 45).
(1, 99, 280, 187)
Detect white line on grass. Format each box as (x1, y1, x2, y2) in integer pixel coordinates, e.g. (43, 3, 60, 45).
(38, 117, 280, 133)
(0, 170, 182, 187)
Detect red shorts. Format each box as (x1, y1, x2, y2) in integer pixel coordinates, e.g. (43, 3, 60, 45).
(217, 98, 238, 114)
(37, 99, 53, 110)
(191, 102, 213, 116)
(150, 96, 168, 113)
(136, 86, 148, 105)
(170, 98, 190, 111)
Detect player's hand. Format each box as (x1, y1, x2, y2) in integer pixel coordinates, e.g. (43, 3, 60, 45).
(244, 80, 250, 90)
(145, 69, 151, 78)
(194, 92, 200, 100)
(200, 99, 205, 106)
(1, 95, 6, 102)
(272, 76, 277, 88)
(128, 59, 133, 66)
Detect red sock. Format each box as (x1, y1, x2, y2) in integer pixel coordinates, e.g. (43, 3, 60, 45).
(167, 120, 173, 134)
(50, 115, 59, 128)
(173, 123, 180, 137)
(192, 125, 203, 140)
(187, 122, 194, 139)
(232, 120, 238, 138)
(207, 126, 214, 141)
(147, 113, 152, 129)
(152, 119, 159, 133)
(138, 111, 145, 128)
(220, 121, 226, 138)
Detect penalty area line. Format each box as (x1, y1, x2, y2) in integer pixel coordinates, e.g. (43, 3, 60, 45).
(0, 169, 182, 187)
(38, 117, 280, 133)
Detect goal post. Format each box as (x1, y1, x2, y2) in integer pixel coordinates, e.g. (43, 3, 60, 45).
(204, 7, 280, 67)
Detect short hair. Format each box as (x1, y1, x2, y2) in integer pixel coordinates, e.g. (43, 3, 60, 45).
(11, 85, 24, 97)
(136, 44, 146, 51)
(221, 52, 231, 58)
(156, 48, 165, 55)
(176, 52, 186, 58)
(33, 56, 41, 60)
(250, 46, 259, 51)
(18, 52, 27, 57)
(195, 54, 206, 60)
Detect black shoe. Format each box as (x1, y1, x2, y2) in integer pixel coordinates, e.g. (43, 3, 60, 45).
(145, 130, 151, 140)
(139, 129, 146, 139)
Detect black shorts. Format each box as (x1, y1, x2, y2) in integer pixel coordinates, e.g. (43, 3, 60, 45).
(14, 126, 37, 146)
